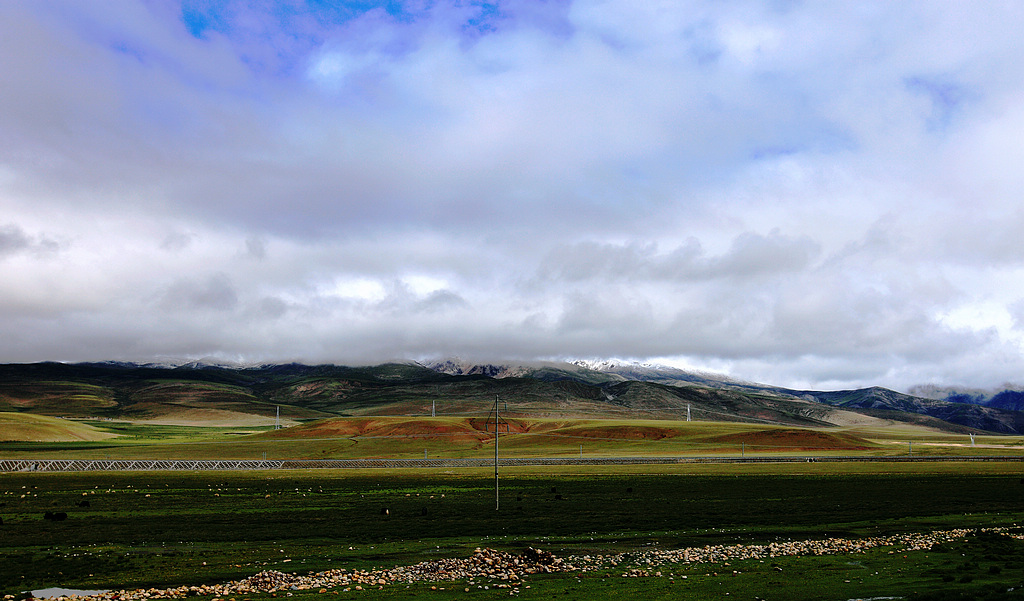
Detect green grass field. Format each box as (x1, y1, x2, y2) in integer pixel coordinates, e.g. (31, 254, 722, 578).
(3, 464, 1024, 599)
(4, 416, 1024, 599)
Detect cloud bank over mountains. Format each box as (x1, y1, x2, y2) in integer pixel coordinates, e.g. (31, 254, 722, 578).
(2, 1, 1024, 392)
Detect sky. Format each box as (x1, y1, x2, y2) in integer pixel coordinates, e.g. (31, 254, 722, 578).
(2, 1, 1024, 392)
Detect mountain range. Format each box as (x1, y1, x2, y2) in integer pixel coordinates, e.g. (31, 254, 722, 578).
(0, 359, 1022, 434)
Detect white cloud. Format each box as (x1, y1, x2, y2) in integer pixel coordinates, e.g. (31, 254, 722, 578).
(403, 274, 448, 296)
(323, 277, 388, 303)
(1, 2, 1024, 390)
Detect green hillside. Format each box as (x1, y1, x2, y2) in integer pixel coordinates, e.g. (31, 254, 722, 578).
(0, 361, 1019, 437)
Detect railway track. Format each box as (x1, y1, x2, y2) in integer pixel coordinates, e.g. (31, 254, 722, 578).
(2, 455, 1023, 472)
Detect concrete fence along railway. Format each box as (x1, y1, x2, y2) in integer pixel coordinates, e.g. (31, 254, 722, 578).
(3, 455, 1024, 472)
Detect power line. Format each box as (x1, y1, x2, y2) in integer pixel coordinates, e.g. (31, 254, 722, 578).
(484, 395, 509, 511)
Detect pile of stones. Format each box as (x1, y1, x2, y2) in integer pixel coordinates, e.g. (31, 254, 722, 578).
(581, 528, 980, 572)
(23, 528, 1019, 600)
(36, 547, 559, 601)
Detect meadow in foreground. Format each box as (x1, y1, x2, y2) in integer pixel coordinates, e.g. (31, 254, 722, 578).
(3, 463, 1024, 600)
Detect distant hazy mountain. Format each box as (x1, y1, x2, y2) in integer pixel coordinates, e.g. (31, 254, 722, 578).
(909, 384, 1024, 412)
(425, 358, 626, 385)
(799, 386, 1024, 434)
(569, 359, 738, 386)
(425, 359, 535, 379)
(429, 358, 750, 388)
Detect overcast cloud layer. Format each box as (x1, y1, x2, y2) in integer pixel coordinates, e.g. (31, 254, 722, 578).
(2, 1, 1024, 391)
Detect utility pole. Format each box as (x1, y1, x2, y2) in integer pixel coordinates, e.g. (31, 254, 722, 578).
(495, 406, 499, 510)
(485, 395, 509, 511)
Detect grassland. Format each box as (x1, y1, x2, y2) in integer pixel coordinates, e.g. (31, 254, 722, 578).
(4, 404, 1024, 599)
(0, 413, 117, 443)
(8, 360, 1024, 600)
(1, 416, 1022, 461)
(3, 465, 1024, 600)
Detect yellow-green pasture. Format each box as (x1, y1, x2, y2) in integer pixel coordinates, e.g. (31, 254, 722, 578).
(2, 413, 1023, 461)
(0, 412, 117, 442)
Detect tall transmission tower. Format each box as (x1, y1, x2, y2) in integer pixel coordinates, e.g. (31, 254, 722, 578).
(275, 406, 281, 430)
(484, 395, 509, 511)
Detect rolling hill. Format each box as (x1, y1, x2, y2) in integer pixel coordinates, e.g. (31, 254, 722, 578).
(429, 360, 1024, 433)
(0, 412, 117, 442)
(0, 360, 1021, 435)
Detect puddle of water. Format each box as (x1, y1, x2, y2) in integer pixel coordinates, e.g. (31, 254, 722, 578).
(29, 588, 109, 599)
